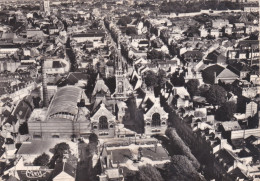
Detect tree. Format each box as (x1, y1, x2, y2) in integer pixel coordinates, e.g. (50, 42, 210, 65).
(157, 69, 167, 87)
(18, 122, 28, 135)
(163, 155, 203, 181)
(117, 16, 132, 26)
(216, 101, 236, 121)
(54, 142, 70, 157)
(126, 27, 137, 36)
(136, 164, 164, 181)
(33, 153, 50, 166)
(170, 72, 185, 86)
(147, 49, 164, 60)
(89, 133, 98, 144)
(206, 85, 227, 106)
(185, 79, 200, 98)
(66, 38, 78, 72)
(144, 70, 158, 88)
(166, 128, 200, 169)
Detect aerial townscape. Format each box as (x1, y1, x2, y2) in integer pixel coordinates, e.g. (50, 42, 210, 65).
(0, 0, 259, 180)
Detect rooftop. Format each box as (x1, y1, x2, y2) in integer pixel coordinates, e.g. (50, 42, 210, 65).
(47, 86, 83, 119)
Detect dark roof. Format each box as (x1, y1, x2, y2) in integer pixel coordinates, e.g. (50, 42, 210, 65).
(231, 139, 245, 149)
(206, 50, 225, 64)
(53, 61, 63, 68)
(0, 146, 4, 158)
(227, 62, 251, 75)
(142, 98, 154, 113)
(107, 149, 132, 164)
(238, 40, 259, 47)
(72, 31, 105, 38)
(229, 167, 247, 180)
(142, 146, 170, 161)
(216, 149, 235, 167)
(0, 44, 20, 49)
(245, 135, 258, 144)
(183, 50, 203, 60)
(130, 75, 138, 89)
(202, 64, 224, 84)
(66, 72, 88, 85)
(4, 115, 18, 125)
(5, 138, 14, 144)
(13, 100, 32, 120)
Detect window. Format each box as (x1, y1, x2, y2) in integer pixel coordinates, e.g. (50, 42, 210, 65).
(147, 122, 150, 126)
(93, 125, 97, 129)
(99, 116, 108, 130)
(118, 81, 123, 93)
(109, 124, 114, 128)
(152, 113, 161, 127)
(33, 134, 42, 139)
(52, 135, 59, 138)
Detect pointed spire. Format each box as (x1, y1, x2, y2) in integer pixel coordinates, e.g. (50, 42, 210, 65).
(97, 73, 101, 80)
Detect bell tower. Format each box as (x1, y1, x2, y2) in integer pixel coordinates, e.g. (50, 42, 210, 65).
(115, 59, 125, 98)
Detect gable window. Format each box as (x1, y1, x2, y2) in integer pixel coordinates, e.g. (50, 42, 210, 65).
(152, 113, 161, 127)
(99, 116, 108, 130)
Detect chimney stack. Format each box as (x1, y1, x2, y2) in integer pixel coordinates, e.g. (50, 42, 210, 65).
(42, 60, 49, 107)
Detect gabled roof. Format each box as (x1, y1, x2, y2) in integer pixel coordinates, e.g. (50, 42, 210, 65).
(4, 115, 18, 125)
(92, 75, 110, 96)
(66, 72, 88, 85)
(216, 149, 236, 167)
(217, 68, 239, 79)
(51, 161, 76, 179)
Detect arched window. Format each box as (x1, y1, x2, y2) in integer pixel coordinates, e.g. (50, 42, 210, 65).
(99, 116, 108, 130)
(152, 113, 161, 127)
(52, 135, 59, 138)
(118, 81, 123, 93)
(109, 124, 114, 128)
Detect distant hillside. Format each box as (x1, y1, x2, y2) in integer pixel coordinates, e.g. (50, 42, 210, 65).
(159, 1, 254, 14)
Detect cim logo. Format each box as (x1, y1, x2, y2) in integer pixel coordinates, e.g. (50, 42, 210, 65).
(19, 170, 51, 179)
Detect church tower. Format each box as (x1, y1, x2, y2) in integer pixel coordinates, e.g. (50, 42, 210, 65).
(43, 0, 50, 14)
(115, 58, 126, 98)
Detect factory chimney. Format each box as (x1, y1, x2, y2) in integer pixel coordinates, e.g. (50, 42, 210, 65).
(42, 60, 49, 107)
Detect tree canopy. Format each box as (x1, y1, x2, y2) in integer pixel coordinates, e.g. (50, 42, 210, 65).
(216, 101, 236, 121)
(206, 85, 227, 106)
(157, 69, 167, 87)
(126, 27, 137, 36)
(54, 142, 70, 157)
(89, 133, 98, 144)
(185, 79, 200, 98)
(147, 49, 164, 60)
(33, 153, 50, 166)
(170, 72, 185, 87)
(166, 128, 200, 169)
(18, 122, 28, 135)
(117, 16, 132, 26)
(163, 155, 203, 181)
(136, 164, 164, 181)
(144, 70, 159, 88)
